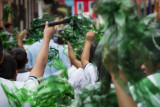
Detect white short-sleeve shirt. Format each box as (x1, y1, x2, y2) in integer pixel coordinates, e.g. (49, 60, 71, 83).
(16, 71, 30, 82)
(0, 77, 39, 107)
(68, 66, 88, 93)
(84, 63, 98, 87)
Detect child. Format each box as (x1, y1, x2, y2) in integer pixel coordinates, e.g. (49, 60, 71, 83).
(67, 31, 98, 93)
(12, 30, 30, 82)
(67, 41, 87, 93)
(12, 47, 30, 82)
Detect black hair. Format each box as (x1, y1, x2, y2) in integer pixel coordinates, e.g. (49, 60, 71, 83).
(57, 38, 65, 45)
(89, 43, 97, 62)
(0, 52, 17, 80)
(0, 27, 4, 32)
(0, 39, 3, 59)
(4, 23, 12, 29)
(12, 47, 27, 70)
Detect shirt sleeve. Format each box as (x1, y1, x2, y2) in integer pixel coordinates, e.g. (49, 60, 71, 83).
(68, 68, 87, 93)
(84, 63, 98, 87)
(68, 65, 77, 79)
(23, 76, 39, 90)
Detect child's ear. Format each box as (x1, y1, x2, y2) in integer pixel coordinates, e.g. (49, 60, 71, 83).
(25, 58, 28, 64)
(0, 50, 4, 64)
(14, 71, 18, 81)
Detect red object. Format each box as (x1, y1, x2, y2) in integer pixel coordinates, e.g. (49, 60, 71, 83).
(92, 13, 96, 19)
(58, 0, 65, 3)
(74, 0, 94, 14)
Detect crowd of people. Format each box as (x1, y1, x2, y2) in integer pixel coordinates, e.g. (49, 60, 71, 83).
(0, 3, 160, 106)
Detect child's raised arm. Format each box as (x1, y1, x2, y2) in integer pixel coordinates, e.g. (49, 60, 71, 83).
(81, 31, 95, 68)
(29, 21, 57, 80)
(16, 30, 27, 49)
(67, 42, 82, 68)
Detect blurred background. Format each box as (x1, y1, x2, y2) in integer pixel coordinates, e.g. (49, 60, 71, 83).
(0, 0, 99, 31)
(0, 0, 160, 31)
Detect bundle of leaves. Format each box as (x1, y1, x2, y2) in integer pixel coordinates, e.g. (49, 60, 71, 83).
(60, 26, 85, 49)
(62, 15, 104, 48)
(95, 0, 157, 84)
(71, 83, 118, 107)
(2, 3, 13, 21)
(93, 0, 160, 106)
(28, 14, 104, 49)
(93, 24, 105, 42)
(27, 13, 54, 41)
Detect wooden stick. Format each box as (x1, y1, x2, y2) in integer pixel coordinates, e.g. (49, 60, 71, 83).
(35, 19, 69, 29)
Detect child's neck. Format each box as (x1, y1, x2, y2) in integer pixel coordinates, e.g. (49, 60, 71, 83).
(17, 67, 26, 72)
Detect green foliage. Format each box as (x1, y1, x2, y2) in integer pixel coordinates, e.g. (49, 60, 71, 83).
(27, 13, 54, 41)
(93, 0, 160, 106)
(1, 73, 74, 107)
(48, 46, 68, 79)
(48, 47, 59, 63)
(59, 15, 104, 51)
(2, 3, 13, 21)
(72, 83, 118, 107)
(23, 38, 35, 45)
(28, 14, 104, 50)
(0, 28, 18, 50)
(93, 24, 104, 42)
(60, 26, 84, 49)
(96, 0, 150, 84)
(0, 32, 10, 49)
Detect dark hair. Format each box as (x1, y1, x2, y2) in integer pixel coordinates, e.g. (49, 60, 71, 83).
(0, 39, 3, 59)
(4, 23, 12, 29)
(0, 52, 17, 80)
(57, 38, 65, 45)
(12, 47, 27, 69)
(0, 27, 4, 32)
(89, 43, 97, 62)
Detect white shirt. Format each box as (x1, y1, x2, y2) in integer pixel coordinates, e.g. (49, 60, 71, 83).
(16, 71, 30, 82)
(0, 77, 39, 107)
(84, 63, 98, 87)
(68, 66, 88, 93)
(68, 63, 98, 93)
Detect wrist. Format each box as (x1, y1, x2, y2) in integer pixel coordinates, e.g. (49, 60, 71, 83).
(85, 39, 92, 45)
(43, 36, 52, 41)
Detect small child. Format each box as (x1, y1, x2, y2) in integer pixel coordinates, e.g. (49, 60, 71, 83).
(67, 31, 98, 93)
(12, 47, 30, 82)
(67, 41, 87, 93)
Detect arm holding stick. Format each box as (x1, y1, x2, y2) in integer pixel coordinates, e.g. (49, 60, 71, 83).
(81, 31, 95, 68)
(29, 21, 57, 80)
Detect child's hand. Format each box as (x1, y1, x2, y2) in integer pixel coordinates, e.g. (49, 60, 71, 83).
(16, 30, 27, 41)
(86, 31, 95, 41)
(43, 21, 57, 40)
